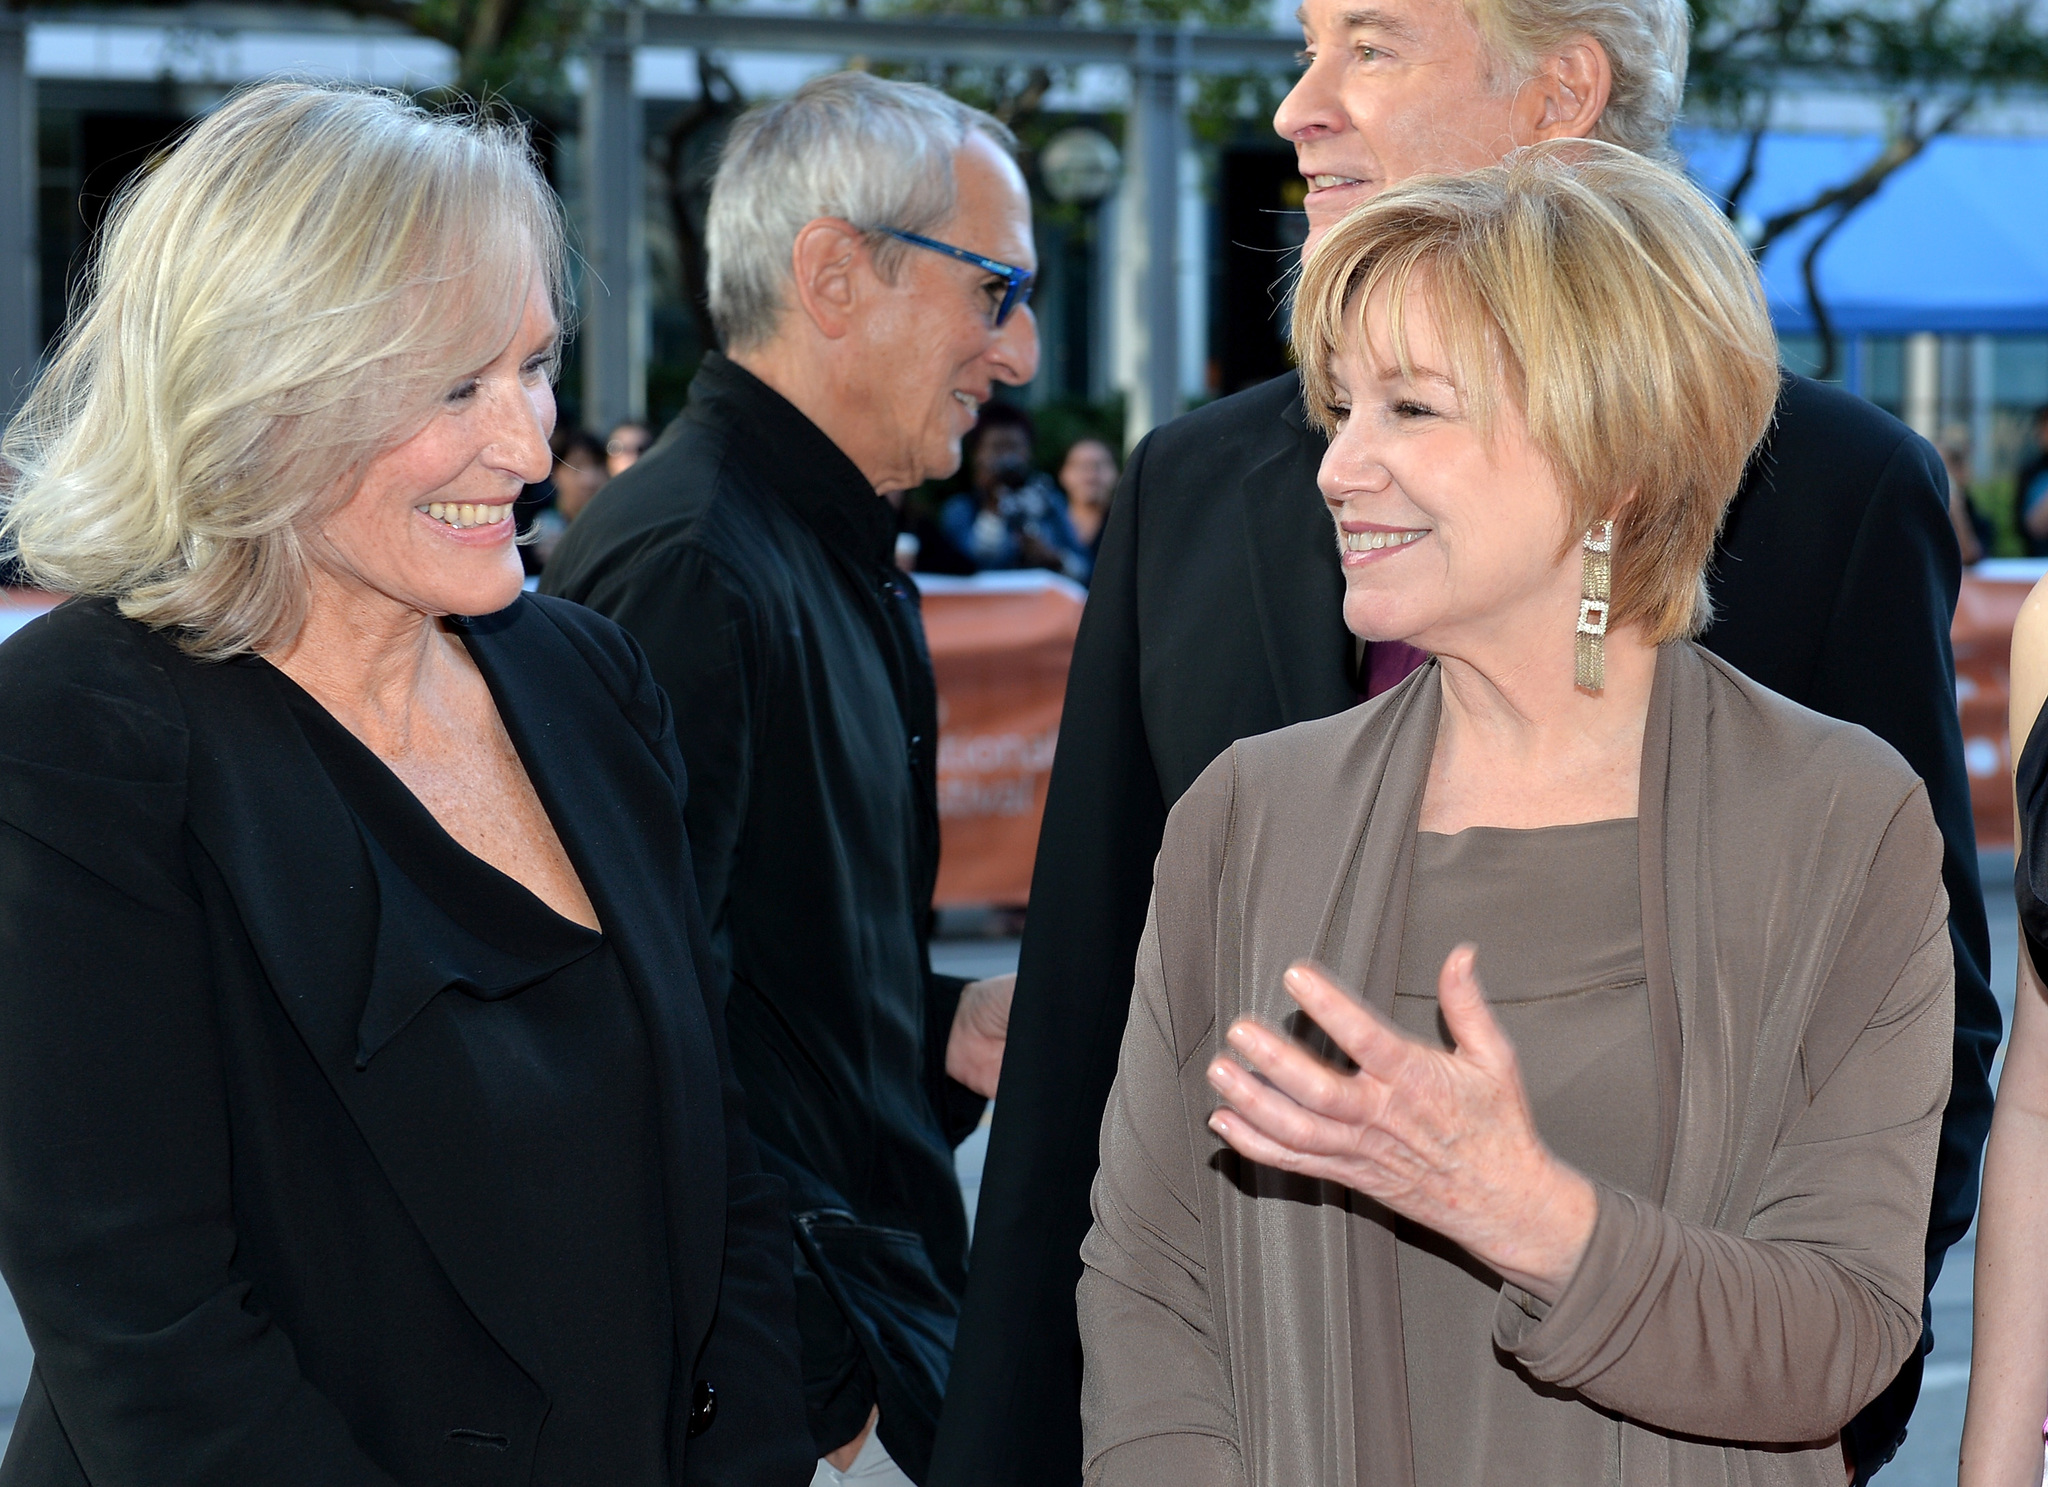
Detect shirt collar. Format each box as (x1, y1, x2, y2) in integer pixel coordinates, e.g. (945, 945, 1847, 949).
(685, 353, 898, 569)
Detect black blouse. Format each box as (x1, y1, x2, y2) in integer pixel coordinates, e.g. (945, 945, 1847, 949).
(2020, 699, 2048, 983)
(275, 669, 676, 1484)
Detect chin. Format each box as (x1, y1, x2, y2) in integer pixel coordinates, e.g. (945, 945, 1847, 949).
(434, 557, 527, 620)
(1343, 593, 1421, 643)
(921, 439, 965, 486)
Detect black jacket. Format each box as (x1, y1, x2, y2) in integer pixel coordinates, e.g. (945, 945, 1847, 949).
(542, 355, 983, 1482)
(931, 370, 1997, 1487)
(0, 594, 811, 1487)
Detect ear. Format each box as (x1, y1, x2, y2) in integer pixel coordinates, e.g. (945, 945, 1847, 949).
(1513, 37, 1613, 143)
(787, 217, 868, 340)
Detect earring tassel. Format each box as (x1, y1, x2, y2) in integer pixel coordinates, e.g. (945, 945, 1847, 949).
(1575, 520, 1614, 694)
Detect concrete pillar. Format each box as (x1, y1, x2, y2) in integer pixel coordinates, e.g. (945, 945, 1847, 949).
(0, 12, 36, 419)
(1970, 334, 1995, 483)
(581, 7, 645, 432)
(1904, 331, 1939, 441)
(1123, 32, 1183, 447)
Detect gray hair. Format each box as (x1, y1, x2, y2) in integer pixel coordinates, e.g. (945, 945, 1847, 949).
(1472, 0, 1689, 162)
(706, 72, 1017, 350)
(0, 81, 565, 660)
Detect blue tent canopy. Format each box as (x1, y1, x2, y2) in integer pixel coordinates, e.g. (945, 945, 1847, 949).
(1680, 129, 2048, 336)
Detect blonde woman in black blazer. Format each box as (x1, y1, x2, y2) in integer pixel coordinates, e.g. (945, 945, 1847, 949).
(0, 83, 810, 1485)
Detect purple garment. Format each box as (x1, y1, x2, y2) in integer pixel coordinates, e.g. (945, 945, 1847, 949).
(1365, 640, 1429, 699)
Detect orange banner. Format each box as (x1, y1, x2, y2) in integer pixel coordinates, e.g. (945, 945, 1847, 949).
(919, 574, 1085, 908)
(1954, 562, 2046, 851)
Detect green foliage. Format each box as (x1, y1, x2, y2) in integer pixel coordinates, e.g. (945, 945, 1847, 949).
(1977, 474, 2025, 558)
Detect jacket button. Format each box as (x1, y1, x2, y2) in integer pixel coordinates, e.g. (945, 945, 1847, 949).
(687, 1380, 717, 1438)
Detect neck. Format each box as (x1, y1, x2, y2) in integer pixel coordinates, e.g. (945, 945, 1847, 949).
(267, 569, 457, 753)
(727, 338, 906, 497)
(1419, 620, 1658, 833)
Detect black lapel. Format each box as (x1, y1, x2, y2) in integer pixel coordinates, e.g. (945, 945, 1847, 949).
(174, 651, 561, 1381)
(172, 602, 725, 1384)
(458, 599, 727, 1370)
(1237, 374, 1357, 726)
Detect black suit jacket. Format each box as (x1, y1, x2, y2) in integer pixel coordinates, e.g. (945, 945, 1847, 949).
(0, 595, 811, 1487)
(931, 370, 1997, 1486)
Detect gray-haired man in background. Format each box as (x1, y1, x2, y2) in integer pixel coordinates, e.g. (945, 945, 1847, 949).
(543, 72, 1035, 1485)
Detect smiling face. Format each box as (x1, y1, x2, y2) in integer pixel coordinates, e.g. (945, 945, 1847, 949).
(312, 271, 557, 621)
(1277, 0, 1526, 250)
(850, 133, 1040, 493)
(1318, 284, 1581, 659)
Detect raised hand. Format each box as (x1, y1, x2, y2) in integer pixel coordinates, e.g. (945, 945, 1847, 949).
(1205, 947, 1597, 1302)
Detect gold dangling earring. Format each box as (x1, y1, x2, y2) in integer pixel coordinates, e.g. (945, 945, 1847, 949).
(1575, 520, 1614, 693)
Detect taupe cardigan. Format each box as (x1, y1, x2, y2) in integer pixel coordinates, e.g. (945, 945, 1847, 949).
(1077, 642, 1953, 1487)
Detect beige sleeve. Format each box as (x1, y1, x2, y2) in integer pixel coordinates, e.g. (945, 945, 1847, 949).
(1078, 905, 1247, 1487)
(1494, 802, 1954, 1443)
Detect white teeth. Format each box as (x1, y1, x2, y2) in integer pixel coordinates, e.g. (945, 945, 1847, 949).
(1308, 174, 1362, 190)
(1343, 528, 1426, 552)
(421, 501, 511, 530)
(954, 391, 980, 411)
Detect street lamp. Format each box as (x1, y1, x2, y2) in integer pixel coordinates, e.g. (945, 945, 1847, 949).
(1038, 126, 1121, 206)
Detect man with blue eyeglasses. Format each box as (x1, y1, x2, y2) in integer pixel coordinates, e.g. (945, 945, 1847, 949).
(544, 71, 1038, 1487)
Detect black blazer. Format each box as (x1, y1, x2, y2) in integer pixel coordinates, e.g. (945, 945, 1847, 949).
(930, 370, 1997, 1487)
(0, 595, 812, 1486)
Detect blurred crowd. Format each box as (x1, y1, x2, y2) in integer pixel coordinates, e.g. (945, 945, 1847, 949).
(523, 406, 1117, 587)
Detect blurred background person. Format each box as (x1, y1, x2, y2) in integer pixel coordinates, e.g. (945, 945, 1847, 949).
(0, 81, 810, 1485)
(555, 426, 612, 522)
(934, 0, 1995, 1477)
(1940, 434, 1990, 566)
(1083, 142, 1946, 1487)
(543, 73, 1032, 1486)
(606, 418, 653, 475)
(940, 403, 1091, 582)
(526, 425, 610, 571)
(1057, 435, 1118, 562)
(2015, 406, 2048, 557)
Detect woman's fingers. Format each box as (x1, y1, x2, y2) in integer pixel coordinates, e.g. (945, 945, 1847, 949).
(1280, 961, 1417, 1082)
(1433, 945, 1515, 1074)
(1221, 1015, 1364, 1116)
(1206, 1054, 1358, 1156)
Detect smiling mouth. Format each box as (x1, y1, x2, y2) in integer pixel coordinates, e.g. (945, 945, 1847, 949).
(419, 501, 512, 530)
(953, 391, 982, 413)
(1343, 528, 1426, 553)
(1306, 174, 1367, 192)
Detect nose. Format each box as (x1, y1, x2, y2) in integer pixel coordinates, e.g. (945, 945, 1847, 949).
(989, 303, 1041, 388)
(489, 373, 556, 486)
(1319, 423, 1393, 504)
(1274, 51, 1347, 144)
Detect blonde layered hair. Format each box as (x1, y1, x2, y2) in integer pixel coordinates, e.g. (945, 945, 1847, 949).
(0, 82, 566, 659)
(1292, 142, 1780, 645)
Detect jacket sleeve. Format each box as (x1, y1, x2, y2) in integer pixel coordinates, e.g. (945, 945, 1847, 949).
(1076, 757, 1245, 1487)
(567, 540, 761, 982)
(0, 625, 399, 1486)
(1800, 431, 1996, 1480)
(1494, 792, 1953, 1443)
(606, 618, 814, 1487)
(931, 430, 1175, 1486)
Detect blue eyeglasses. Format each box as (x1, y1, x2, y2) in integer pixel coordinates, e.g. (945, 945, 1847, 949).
(879, 228, 1035, 327)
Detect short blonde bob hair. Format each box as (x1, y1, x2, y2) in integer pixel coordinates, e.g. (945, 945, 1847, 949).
(0, 81, 566, 659)
(1293, 141, 1780, 645)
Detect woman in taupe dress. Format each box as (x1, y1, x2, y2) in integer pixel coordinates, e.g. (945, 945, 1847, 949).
(1077, 144, 1954, 1487)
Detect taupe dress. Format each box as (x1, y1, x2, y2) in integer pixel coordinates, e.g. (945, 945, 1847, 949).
(1395, 821, 1651, 1485)
(1077, 643, 1953, 1487)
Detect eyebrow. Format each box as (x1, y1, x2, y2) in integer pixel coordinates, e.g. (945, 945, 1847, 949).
(1376, 362, 1458, 387)
(1296, 6, 1424, 41)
